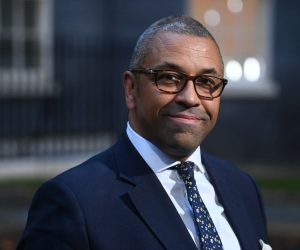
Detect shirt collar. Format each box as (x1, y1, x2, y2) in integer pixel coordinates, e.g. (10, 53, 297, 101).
(126, 122, 205, 174)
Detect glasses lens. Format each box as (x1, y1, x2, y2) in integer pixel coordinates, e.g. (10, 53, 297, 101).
(156, 71, 184, 92)
(195, 76, 223, 97)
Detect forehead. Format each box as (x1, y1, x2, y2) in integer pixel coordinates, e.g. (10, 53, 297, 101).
(145, 32, 223, 74)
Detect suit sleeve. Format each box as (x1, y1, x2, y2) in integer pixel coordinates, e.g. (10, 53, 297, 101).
(17, 179, 90, 250)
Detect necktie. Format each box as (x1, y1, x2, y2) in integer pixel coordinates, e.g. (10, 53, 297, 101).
(176, 161, 223, 250)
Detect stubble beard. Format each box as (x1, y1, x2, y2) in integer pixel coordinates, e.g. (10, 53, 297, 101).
(154, 123, 211, 160)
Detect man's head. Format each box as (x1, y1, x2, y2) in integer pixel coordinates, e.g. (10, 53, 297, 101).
(129, 16, 223, 70)
(124, 16, 226, 161)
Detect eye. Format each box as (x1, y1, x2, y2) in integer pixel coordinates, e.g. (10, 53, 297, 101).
(195, 76, 216, 88)
(157, 71, 182, 83)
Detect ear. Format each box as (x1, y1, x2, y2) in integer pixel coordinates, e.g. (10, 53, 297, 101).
(123, 71, 137, 110)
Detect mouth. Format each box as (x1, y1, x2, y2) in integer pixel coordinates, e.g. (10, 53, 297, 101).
(167, 113, 207, 125)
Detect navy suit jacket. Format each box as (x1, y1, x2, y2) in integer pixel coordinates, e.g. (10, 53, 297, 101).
(18, 133, 269, 250)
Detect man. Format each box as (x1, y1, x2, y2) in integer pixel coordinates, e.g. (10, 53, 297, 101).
(18, 16, 271, 250)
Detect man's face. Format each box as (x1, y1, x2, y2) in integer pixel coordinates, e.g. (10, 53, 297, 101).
(124, 32, 224, 160)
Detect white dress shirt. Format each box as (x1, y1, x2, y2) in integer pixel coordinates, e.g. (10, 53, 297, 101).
(127, 123, 241, 250)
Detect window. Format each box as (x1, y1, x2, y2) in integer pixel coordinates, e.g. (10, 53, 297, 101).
(186, 0, 279, 98)
(0, 0, 53, 97)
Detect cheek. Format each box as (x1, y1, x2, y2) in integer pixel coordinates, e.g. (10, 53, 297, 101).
(136, 92, 161, 121)
(147, 99, 168, 123)
(141, 90, 173, 115)
(202, 99, 220, 123)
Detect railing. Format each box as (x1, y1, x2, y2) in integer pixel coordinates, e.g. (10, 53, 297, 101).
(0, 37, 126, 158)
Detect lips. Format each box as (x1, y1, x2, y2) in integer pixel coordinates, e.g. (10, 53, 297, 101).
(168, 110, 209, 120)
(170, 113, 200, 120)
(166, 112, 209, 125)
(161, 104, 211, 125)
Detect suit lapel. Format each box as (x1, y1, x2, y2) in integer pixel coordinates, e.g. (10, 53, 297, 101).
(126, 173, 197, 250)
(202, 154, 259, 250)
(113, 134, 197, 250)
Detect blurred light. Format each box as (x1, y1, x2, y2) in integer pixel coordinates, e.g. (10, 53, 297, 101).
(244, 57, 261, 82)
(204, 9, 221, 27)
(227, 0, 243, 13)
(225, 60, 242, 81)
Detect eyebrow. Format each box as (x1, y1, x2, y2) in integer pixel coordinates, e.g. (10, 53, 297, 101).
(152, 62, 219, 76)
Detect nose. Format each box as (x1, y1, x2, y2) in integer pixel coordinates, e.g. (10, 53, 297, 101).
(174, 80, 200, 107)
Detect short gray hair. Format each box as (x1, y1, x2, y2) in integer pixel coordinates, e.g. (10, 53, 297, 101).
(129, 15, 222, 69)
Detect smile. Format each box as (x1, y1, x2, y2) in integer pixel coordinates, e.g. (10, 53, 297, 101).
(167, 113, 205, 125)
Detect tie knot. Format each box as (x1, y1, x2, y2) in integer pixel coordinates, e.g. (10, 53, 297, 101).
(176, 161, 195, 180)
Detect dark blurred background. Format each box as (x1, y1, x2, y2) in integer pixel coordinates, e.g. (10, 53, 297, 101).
(0, 0, 299, 249)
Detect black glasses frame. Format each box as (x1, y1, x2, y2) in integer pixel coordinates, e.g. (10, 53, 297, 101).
(131, 68, 228, 100)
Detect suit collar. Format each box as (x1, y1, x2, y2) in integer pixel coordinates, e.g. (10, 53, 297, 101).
(126, 123, 204, 173)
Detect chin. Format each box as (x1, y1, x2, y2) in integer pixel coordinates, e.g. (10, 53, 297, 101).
(163, 134, 204, 159)
(177, 131, 207, 145)
(166, 146, 196, 161)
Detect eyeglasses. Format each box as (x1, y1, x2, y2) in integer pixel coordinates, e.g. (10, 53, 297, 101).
(131, 68, 228, 100)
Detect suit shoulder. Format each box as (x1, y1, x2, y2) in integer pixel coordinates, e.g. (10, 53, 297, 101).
(202, 152, 265, 208)
(48, 146, 118, 190)
(202, 152, 255, 182)
(202, 152, 240, 170)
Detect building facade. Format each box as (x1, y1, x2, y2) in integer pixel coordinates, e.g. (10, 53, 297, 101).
(0, 0, 299, 166)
